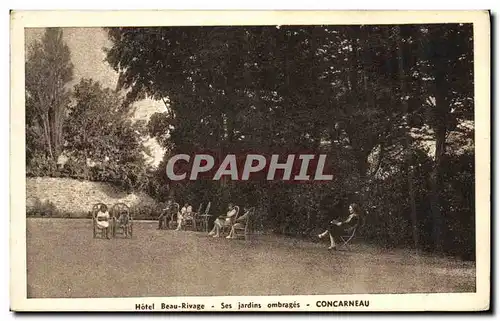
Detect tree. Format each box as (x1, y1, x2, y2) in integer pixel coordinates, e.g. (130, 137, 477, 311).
(104, 25, 475, 257)
(426, 24, 474, 253)
(64, 78, 150, 191)
(26, 28, 74, 162)
(402, 24, 474, 252)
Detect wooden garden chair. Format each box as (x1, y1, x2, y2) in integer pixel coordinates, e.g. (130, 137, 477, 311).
(180, 203, 201, 231)
(156, 202, 168, 230)
(192, 203, 204, 231)
(91, 202, 111, 239)
(111, 203, 133, 238)
(158, 202, 176, 230)
(167, 202, 181, 229)
(199, 202, 212, 232)
(182, 203, 203, 231)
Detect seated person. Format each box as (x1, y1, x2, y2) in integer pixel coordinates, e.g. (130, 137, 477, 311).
(95, 204, 111, 239)
(208, 203, 237, 238)
(158, 200, 173, 229)
(318, 203, 362, 250)
(176, 203, 193, 231)
(116, 210, 129, 227)
(226, 207, 251, 239)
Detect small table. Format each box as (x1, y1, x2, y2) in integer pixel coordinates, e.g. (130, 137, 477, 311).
(199, 214, 212, 233)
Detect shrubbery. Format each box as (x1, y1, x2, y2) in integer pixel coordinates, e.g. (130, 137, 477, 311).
(129, 203, 163, 220)
(26, 153, 58, 178)
(26, 198, 59, 217)
(26, 198, 89, 218)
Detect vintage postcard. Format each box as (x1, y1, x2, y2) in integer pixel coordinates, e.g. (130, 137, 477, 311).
(10, 10, 490, 312)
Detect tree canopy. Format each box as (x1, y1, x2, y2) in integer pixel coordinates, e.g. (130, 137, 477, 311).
(26, 27, 74, 162)
(24, 24, 475, 258)
(26, 28, 152, 193)
(105, 24, 474, 258)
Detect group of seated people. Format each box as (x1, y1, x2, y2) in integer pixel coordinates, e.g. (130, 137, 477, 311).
(208, 203, 250, 239)
(157, 200, 195, 231)
(156, 198, 363, 248)
(94, 204, 130, 239)
(157, 201, 250, 239)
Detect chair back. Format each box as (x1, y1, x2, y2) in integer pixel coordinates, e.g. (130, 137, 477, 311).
(355, 214, 366, 235)
(239, 207, 255, 225)
(232, 205, 240, 222)
(111, 202, 131, 223)
(196, 203, 203, 215)
(157, 202, 166, 213)
(91, 202, 108, 220)
(343, 214, 363, 237)
(204, 202, 211, 215)
(170, 202, 180, 219)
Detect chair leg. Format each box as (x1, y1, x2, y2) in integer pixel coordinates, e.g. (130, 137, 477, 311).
(340, 237, 352, 251)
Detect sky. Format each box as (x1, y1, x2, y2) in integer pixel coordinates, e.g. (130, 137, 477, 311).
(25, 27, 166, 167)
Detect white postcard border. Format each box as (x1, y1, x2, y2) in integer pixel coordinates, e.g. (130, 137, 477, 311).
(10, 10, 491, 312)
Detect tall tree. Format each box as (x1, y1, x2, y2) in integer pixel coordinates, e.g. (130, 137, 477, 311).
(26, 28, 74, 161)
(406, 24, 474, 252)
(395, 25, 419, 250)
(105, 26, 474, 256)
(64, 78, 150, 191)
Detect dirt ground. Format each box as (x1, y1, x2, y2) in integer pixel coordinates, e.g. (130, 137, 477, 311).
(26, 218, 476, 298)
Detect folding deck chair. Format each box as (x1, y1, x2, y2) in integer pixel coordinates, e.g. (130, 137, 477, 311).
(220, 205, 240, 236)
(231, 207, 255, 240)
(338, 216, 365, 251)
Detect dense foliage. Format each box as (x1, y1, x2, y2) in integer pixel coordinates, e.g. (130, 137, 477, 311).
(26, 28, 73, 163)
(25, 25, 475, 260)
(105, 24, 474, 259)
(26, 28, 151, 192)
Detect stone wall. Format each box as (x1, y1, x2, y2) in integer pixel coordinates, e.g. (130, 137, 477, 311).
(26, 177, 158, 215)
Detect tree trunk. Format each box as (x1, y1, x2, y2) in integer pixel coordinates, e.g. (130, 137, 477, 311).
(429, 52, 449, 253)
(41, 113, 54, 160)
(408, 164, 419, 250)
(430, 120, 446, 253)
(396, 26, 419, 250)
(49, 106, 62, 159)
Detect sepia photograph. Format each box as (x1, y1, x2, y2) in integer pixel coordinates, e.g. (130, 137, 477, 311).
(10, 10, 490, 311)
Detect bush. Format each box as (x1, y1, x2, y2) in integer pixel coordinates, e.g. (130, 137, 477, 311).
(26, 153, 57, 177)
(129, 204, 163, 220)
(26, 199, 59, 217)
(57, 158, 89, 180)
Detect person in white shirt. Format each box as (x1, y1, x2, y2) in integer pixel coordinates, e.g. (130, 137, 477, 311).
(176, 203, 193, 231)
(95, 204, 111, 239)
(226, 207, 250, 239)
(208, 203, 237, 238)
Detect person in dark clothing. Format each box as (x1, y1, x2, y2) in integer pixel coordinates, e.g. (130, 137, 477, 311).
(318, 203, 362, 250)
(158, 200, 173, 229)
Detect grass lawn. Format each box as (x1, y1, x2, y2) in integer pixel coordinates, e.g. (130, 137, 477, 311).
(26, 218, 476, 298)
